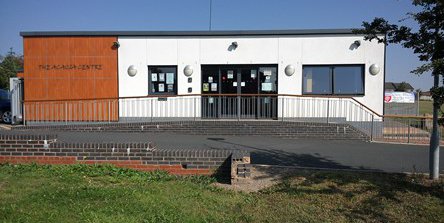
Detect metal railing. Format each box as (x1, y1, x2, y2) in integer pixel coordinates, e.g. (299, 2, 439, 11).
(22, 94, 379, 137)
(372, 115, 443, 145)
(23, 94, 442, 145)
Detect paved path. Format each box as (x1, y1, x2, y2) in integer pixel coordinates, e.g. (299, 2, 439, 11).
(4, 129, 444, 173)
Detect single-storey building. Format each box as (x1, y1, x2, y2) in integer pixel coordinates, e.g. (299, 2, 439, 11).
(384, 82, 414, 93)
(420, 91, 432, 101)
(18, 29, 385, 123)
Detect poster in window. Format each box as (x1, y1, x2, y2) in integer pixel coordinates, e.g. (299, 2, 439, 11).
(264, 69, 272, 76)
(262, 83, 272, 91)
(306, 73, 313, 93)
(167, 84, 174, 92)
(251, 70, 257, 79)
(203, 83, 209, 92)
(158, 83, 164, 92)
(151, 73, 158, 82)
(211, 83, 217, 92)
(208, 76, 213, 83)
(227, 70, 234, 79)
(166, 73, 174, 84)
(159, 73, 165, 82)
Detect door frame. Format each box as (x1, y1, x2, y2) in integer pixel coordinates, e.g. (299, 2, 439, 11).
(201, 64, 279, 119)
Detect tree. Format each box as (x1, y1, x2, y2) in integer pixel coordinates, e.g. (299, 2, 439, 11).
(397, 81, 411, 92)
(0, 48, 24, 90)
(354, 0, 443, 179)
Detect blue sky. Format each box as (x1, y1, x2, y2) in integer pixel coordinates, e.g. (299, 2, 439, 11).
(0, 0, 433, 90)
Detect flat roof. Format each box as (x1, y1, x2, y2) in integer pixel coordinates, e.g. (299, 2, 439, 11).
(20, 29, 361, 37)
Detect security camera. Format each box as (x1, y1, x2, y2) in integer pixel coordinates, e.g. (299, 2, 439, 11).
(353, 40, 361, 47)
(231, 41, 238, 48)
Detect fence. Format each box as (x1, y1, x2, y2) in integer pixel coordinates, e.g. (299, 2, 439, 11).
(384, 102, 419, 116)
(21, 94, 440, 145)
(372, 116, 442, 145)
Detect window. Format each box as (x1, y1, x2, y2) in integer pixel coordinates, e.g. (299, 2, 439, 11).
(259, 67, 278, 94)
(303, 65, 364, 95)
(148, 66, 177, 95)
(201, 66, 220, 94)
(303, 66, 331, 94)
(333, 66, 364, 94)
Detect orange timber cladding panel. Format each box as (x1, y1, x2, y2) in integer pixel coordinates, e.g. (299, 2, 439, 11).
(23, 36, 119, 121)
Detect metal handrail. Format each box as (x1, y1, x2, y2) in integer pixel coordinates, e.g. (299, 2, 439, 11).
(23, 93, 378, 114)
(21, 94, 442, 145)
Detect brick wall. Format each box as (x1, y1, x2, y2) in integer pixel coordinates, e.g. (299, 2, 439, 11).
(0, 134, 248, 177)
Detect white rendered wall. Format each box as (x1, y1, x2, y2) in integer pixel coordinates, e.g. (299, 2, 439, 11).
(118, 35, 385, 118)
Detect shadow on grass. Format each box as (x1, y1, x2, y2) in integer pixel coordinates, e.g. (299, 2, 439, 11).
(208, 137, 384, 186)
(206, 137, 444, 221)
(211, 156, 232, 184)
(259, 166, 444, 222)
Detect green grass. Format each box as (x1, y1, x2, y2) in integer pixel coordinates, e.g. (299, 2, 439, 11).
(419, 100, 434, 116)
(418, 100, 444, 116)
(1, 164, 443, 223)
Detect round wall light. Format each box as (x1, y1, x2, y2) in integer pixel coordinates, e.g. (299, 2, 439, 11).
(184, 65, 194, 76)
(369, 64, 380, 76)
(127, 65, 137, 77)
(285, 64, 295, 76)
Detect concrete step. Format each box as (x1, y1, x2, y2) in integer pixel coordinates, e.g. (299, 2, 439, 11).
(16, 121, 370, 141)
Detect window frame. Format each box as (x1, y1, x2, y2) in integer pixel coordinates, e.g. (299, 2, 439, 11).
(302, 64, 365, 96)
(148, 65, 178, 95)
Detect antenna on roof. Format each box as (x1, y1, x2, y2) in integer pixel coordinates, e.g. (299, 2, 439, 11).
(209, 0, 213, 31)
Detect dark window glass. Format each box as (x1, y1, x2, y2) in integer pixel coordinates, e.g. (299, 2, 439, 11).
(303, 65, 365, 95)
(303, 66, 331, 94)
(333, 66, 364, 94)
(148, 66, 177, 95)
(201, 66, 220, 94)
(220, 68, 237, 94)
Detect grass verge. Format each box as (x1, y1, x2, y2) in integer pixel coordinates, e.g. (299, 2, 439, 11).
(0, 163, 443, 223)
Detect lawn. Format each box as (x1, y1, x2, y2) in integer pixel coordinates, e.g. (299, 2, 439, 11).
(419, 100, 434, 116)
(418, 100, 444, 116)
(0, 164, 443, 223)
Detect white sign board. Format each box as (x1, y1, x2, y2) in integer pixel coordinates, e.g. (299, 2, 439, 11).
(384, 92, 415, 103)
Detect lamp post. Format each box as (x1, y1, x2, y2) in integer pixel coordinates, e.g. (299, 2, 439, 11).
(209, 0, 213, 31)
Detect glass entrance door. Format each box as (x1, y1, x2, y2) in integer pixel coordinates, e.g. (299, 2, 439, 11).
(258, 67, 278, 119)
(240, 68, 258, 118)
(201, 65, 277, 119)
(220, 68, 238, 118)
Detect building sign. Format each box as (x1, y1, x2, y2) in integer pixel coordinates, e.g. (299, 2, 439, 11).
(38, 64, 102, 71)
(384, 92, 415, 103)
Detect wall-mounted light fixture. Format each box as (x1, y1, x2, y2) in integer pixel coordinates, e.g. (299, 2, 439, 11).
(184, 65, 194, 76)
(127, 65, 137, 77)
(369, 64, 380, 75)
(228, 41, 238, 51)
(285, 64, 295, 76)
(113, 41, 120, 49)
(231, 41, 238, 49)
